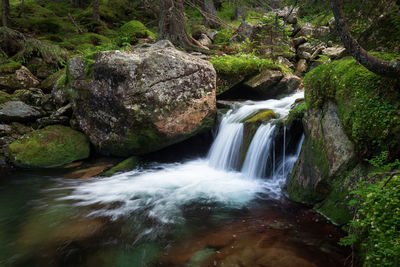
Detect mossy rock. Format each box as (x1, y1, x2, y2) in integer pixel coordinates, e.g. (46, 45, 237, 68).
(41, 69, 65, 92)
(245, 109, 278, 123)
(0, 60, 22, 74)
(118, 20, 155, 45)
(0, 91, 16, 104)
(8, 125, 90, 168)
(102, 156, 140, 177)
(304, 54, 400, 159)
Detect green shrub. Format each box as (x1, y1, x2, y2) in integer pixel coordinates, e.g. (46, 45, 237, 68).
(214, 28, 235, 45)
(340, 157, 400, 266)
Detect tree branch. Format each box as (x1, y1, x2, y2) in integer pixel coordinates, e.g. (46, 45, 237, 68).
(331, 0, 400, 78)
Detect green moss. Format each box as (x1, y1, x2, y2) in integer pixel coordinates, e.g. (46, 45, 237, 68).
(0, 60, 21, 74)
(102, 156, 140, 177)
(314, 179, 352, 226)
(286, 102, 307, 126)
(117, 20, 155, 45)
(246, 110, 278, 123)
(210, 54, 291, 79)
(0, 91, 16, 104)
(304, 55, 400, 159)
(41, 69, 65, 91)
(8, 125, 90, 168)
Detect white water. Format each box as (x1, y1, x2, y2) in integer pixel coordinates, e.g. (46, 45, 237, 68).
(61, 92, 304, 225)
(241, 124, 276, 178)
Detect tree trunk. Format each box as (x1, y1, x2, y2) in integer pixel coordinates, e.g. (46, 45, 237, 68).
(201, 0, 219, 28)
(158, 0, 198, 48)
(1, 0, 10, 27)
(331, 0, 400, 78)
(92, 0, 100, 22)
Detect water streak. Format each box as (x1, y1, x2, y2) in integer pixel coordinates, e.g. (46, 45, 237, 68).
(241, 124, 276, 178)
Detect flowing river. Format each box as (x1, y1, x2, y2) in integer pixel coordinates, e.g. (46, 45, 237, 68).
(0, 92, 350, 266)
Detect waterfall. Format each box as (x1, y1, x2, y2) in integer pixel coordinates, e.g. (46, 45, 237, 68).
(241, 124, 276, 178)
(208, 92, 304, 179)
(208, 118, 244, 171)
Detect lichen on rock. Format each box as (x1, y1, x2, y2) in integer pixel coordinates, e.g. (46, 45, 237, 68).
(68, 40, 217, 156)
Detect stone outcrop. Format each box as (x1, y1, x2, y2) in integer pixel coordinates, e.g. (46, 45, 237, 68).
(68, 40, 217, 156)
(287, 102, 358, 225)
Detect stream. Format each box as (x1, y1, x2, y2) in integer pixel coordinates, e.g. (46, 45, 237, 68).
(0, 92, 350, 266)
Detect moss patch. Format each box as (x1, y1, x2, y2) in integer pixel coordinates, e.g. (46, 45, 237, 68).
(0, 60, 22, 74)
(117, 20, 155, 45)
(8, 125, 90, 168)
(210, 54, 291, 78)
(246, 110, 278, 123)
(304, 55, 400, 159)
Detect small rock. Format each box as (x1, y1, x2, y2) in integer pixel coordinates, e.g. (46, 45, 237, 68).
(0, 101, 42, 123)
(277, 56, 295, 70)
(0, 124, 12, 136)
(0, 66, 39, 93)
(198, 34, 212, 47)
(295, 59, 308, 75)
(322, 46, 346, 59)
(292, 36, 307, 48)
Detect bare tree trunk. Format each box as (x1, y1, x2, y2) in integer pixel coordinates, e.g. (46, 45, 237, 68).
(1, 0, 10, 27)
(331, 0, 400, 78)
(201, 0, 219, 28)
(158, 0, 200, 48)
(92, 0, 100, 22)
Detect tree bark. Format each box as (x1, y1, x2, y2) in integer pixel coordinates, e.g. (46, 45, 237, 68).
(158, 0, 199, 48)
(331, 0, 400, 78)
(1, 0, 10, 27)
(201, 0, 219, 28)
(92, 0, 100, 22)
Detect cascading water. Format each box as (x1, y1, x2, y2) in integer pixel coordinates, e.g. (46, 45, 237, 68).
(241, 124, 276, 178)
(61, 92, 305, 226)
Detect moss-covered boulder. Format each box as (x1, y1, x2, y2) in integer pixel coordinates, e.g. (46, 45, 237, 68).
(68, 40, 216, 157)
(8, 125, 90, 168)
(287, 56, 400, 225)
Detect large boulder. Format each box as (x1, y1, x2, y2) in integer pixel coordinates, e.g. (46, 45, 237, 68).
(68, 41, 216, 156)
(287, 102, 357, 225)
(0, 66, 39, 93)
(8, 125, 90, 168)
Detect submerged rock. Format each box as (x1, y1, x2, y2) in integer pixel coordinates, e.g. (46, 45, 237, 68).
(102, 156, 140, 176)
(68, 40, 216, 156)
(8, 125, 90, 168)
